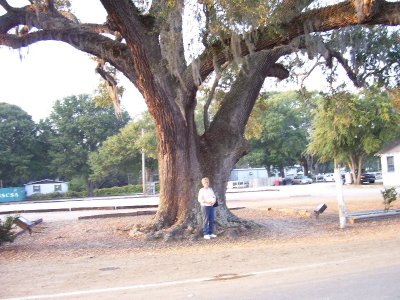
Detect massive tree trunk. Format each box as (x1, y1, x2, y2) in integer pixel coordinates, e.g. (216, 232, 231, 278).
(138, 50, 290, 239)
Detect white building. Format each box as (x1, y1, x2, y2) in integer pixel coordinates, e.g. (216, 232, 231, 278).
(376, 141, 400, 187)
(228, 168, 270, 188)
(25, 179, 69, 197)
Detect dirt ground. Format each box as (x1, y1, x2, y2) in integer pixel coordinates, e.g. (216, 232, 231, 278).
(1, 194, 400, 299)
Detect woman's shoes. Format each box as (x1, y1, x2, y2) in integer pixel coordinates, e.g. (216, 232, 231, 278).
(204, 234, 217, 239)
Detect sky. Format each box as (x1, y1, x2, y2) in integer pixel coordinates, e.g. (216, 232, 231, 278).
(0, 0, 147, 122)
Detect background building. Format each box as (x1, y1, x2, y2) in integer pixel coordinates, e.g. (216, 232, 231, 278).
(377, 141, 400, 187)
(25, 179, 69, 197)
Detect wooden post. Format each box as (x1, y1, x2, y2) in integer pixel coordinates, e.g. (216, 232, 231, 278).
(142, 128, 146, 194)
(334, 163, 346, 229)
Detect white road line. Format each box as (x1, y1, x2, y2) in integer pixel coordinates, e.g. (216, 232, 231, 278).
(2, 256, 371, 300)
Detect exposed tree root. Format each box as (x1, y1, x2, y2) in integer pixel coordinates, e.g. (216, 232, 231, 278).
(129, 208, 263, 242)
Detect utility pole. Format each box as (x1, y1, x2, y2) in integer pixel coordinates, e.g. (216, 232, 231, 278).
(334, 160, 346, 228)
(142, 128, 146, 194)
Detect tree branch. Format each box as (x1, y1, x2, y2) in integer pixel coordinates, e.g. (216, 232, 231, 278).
(202, 60, 229, 130)
(273, 0, 315, 22)
(203, 72, 221, 131)
(100, 0, 156, 49)
(187, 0, 400, 90)
(329, 49, 362, 88)
(208, 46, 292, 139)
(0, 0, 12, 11)
(95, 59, 121, 118)
(45, 0, 55, 13)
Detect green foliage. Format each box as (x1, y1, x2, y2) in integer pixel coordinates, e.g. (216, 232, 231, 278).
(27, 192, 65, 200)
(92, 184, 143, 197)
(381, 187, 398, 212)
(0, 103, 38, 186)
(47, 95, 130, 189)
(329, 27, 400, 88)
(308, 91, 355, 163)
(93, 80, 125, 108)
(389, 88, 400, 113)
(64, 191, 87, 198)
(308, 88, 400, 162)
(68, 176, 87, 192)
(199, 0, 280, 39)
(241, 91, 313, 170)
(0, 216, 17, 245)
(89, 112, 157, 184)
(25, 184, 156, 200)
(308, 88, 400, 182)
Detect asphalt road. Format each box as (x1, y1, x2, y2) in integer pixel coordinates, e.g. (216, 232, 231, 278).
(112, 260, 400, 300)
(3, 223, 399, 300)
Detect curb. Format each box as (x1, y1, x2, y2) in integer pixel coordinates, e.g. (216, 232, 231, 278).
(78, 210, 157, 220)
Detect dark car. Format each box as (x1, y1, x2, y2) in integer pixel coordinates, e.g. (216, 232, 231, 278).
(361, 173, 376, 184)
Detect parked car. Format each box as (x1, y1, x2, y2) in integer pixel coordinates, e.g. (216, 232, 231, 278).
(280, 177, 293, 185)
(313, 174, 325, 182)
(361, 173, 376, 184)
(323, 173, 335, 182)
(372, 172, 382, 180)
(292, 175, 312, 185)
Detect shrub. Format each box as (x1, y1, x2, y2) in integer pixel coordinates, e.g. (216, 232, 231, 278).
(64, 191, 87, 198)
(25, 184, 151, 200)
(381, 187, 398, 212)
(68, 176, 87, 192)
(27, 192, 67, 201)
(27, 193, 49, 200)
(0, 216, 17, 245)
(93, 184, 143, 197)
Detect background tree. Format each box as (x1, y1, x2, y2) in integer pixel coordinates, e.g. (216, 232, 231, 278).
(89, 112, 157, 187)
(307, 88, 400, 184)
(47, 94, 130, 194)
(242, 91, 313, 176)
(1, 1, 399, 238)
(31, 119, 54, 180)
(0, 103, 39, 186)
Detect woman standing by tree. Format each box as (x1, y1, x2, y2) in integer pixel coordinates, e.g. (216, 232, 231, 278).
(198, 177, 217, 240)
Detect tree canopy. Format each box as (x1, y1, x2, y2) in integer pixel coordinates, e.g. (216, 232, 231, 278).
(46, 94, 130, 193)
(0, 103, 37, 186)
(241, 91, 312, 175)
(1, 0, 400, 238)
(89, 112, 157, 186)
(307, 88, 400, 183)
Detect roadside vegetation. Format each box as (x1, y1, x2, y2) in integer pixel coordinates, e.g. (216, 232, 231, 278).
(381, 187, 398, 212)
(1, 85, 399, 200)
(0, 216, 17, 245)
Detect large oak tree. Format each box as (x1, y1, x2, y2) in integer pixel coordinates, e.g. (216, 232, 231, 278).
(1, 0, 399, 239)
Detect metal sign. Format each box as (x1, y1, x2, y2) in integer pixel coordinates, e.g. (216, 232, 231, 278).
(0, 187, 26, 202)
